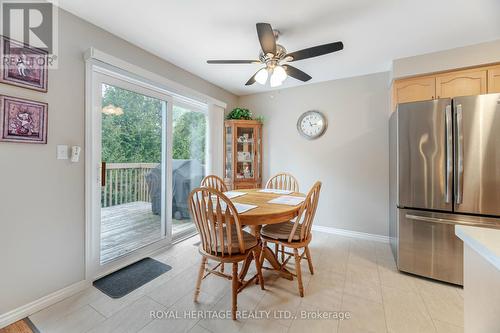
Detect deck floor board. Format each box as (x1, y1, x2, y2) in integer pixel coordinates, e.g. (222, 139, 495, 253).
(101, 201, 193, 263)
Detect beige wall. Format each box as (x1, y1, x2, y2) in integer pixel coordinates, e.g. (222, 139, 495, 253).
(0, 9, 237, 315)
(392, 39, 500, 79)
(238, 72, 391, 236)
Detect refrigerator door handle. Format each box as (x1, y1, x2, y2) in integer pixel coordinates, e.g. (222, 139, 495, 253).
(456, 104, 464, 205)
(445, 105, 452, 203)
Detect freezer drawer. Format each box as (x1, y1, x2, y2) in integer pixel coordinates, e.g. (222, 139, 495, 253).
(398, 209, 463, 285)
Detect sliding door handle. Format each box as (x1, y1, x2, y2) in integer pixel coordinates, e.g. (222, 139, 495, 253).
(101, 162, 106, 187)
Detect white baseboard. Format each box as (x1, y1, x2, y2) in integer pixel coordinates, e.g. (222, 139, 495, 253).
(0, 280, 90, 329)
(312, 225, 389, 243)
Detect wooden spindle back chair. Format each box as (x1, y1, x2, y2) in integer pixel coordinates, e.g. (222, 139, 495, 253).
(188, 187, 264, 320)
(265, 172, 300, 262)
(286, 181, 321, 243)
(200, 175, 229, 273)
(201, 175, 228, 193)
(260, 181, 322, 297)
(265, 172, 300, 192)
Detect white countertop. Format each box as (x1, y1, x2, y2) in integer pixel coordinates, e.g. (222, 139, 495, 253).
(455, 225, 500, 271)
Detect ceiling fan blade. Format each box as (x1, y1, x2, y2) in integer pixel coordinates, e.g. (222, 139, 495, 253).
(286, 41, 343, 62)
(283, 65, 312, 82)
(245, 70, 260, 86)
(256, 23, 276, 55)
(207, 60, 260, 64)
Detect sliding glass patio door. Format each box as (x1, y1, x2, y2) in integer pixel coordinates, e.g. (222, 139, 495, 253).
(88, 69, 173, 278)
(87, 64, 210, 279)
(99, 80, 169, 263)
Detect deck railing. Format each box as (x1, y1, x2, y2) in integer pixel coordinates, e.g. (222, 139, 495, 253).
(101, 163, 159, 208)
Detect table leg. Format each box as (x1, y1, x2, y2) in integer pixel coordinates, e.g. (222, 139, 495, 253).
(248, 225, 293, 280)
(248, 225, 260, 237)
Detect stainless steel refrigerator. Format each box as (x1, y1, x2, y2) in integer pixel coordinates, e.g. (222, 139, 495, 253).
(389, 93, 500, 285)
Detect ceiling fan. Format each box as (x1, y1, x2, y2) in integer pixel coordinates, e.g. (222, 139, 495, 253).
(207, 23, 343, 87)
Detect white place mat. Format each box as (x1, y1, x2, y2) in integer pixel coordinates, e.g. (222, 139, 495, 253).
(233, 203, 258, 214)
(211, 199, 258, 214)
(258, 188, 293, 195)
(268, 195, 306, 206)
(223, 191, 246, 199)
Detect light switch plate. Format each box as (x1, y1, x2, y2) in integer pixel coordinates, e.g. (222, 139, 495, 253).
(57, 145, 68, 160)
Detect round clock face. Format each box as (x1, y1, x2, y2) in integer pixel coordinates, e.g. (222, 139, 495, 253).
(297, 111, 327, 139)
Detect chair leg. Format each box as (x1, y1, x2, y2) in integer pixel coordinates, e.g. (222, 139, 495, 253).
(293, 248, 304, 297)
(221, 263, 224, 273)
(275, 243, 280, 261)
(194, 256, 207, 302)
(281, 245, 285, 263)
(253, 247, 265, 290)
(305, 246, 314, 275)
(231, 263, 239, 320)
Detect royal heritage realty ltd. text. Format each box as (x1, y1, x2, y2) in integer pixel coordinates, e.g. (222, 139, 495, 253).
(150, 310, 352, 320)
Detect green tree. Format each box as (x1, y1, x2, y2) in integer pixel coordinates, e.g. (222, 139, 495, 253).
(101, 85, 163, 163)
(172, 107, 206, 164)
(101, 85, 206, 164)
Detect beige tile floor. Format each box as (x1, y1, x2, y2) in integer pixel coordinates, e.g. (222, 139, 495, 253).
(29, 232, 464, 333)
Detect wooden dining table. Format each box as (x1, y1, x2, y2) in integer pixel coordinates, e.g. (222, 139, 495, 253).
(230, 188, 306, 281)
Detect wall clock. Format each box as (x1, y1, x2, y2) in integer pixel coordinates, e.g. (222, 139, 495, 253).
(297, 110, 327, 140)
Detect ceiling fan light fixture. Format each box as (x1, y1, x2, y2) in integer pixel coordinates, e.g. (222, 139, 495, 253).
(255, 67, 269, 85)
(206, 23, 343, 87)
(272, 65, 287, 82)
(270, 72, 284, 87)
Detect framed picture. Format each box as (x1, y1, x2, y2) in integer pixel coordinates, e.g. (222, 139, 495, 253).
(0, 95, 48, 144)
(0, 37, 48, 92)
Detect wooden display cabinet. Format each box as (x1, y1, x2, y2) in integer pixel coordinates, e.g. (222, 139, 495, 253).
(224, 120, 262, 190)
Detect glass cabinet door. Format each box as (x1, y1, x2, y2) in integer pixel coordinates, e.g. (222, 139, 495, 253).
(236, 126, 256, 180)
(256, 126, 261, 181)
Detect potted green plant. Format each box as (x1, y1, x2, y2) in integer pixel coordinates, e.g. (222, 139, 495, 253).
(226, 108, 252, 120)
(226, 108, 264, 123)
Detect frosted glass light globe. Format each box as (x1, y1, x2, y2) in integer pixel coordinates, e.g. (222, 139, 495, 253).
(272, 65, 287, 82)
(270, 73, 283, 87)
(255, 68, 269, 84)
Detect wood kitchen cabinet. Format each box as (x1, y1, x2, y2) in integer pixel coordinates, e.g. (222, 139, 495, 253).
(435, 69, 487, 98)
(391, 63, 500, 111)
(487, 66, 500, 93)
(392, 76, 436, 110)
(224, 120, 262, 190)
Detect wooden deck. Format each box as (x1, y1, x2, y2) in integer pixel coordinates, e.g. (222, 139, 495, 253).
(101, 201, 194, 263)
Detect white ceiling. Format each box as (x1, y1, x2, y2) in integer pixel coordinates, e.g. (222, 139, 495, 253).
(59, 0, 500, 96)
